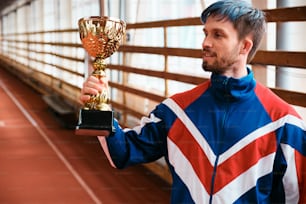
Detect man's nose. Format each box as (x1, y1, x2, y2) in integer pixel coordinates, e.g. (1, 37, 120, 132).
(202, 36, 212, 49)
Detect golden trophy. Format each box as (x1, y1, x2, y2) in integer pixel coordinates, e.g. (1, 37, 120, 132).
(76, 16, 126, 136)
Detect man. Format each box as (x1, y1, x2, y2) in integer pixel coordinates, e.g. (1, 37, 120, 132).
(80, 0, 306, 203)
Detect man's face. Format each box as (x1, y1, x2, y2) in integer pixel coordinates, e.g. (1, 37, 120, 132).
(202, 16, 242, 75)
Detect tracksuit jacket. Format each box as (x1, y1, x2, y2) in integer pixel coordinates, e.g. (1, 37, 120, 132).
(99, 68, 306, 203)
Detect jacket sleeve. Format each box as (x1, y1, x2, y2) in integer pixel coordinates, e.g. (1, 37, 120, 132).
(278, 115, 306, 203)
(296, 148, 306, 204)
(100, 104, 169, 169)
(294, 118, 306, 204)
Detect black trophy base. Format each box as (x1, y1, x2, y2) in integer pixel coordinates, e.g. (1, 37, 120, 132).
(75, 109, 114, 136)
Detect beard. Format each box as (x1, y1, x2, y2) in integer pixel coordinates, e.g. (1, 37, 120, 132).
(202, 47, 239, 74)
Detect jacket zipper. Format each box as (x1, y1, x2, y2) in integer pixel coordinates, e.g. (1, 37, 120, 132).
(209, 156, 219, 204)
(209, 78, 230, 204)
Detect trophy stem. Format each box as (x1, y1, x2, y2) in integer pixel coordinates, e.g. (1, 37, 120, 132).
(83, 56, 110, 111)
(93, 57, 107, 74)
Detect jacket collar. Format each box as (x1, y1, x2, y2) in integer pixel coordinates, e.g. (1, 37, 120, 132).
(210, 68, 256, 102)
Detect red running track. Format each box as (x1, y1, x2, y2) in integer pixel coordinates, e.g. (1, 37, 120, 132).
(0, 67, 171, 204)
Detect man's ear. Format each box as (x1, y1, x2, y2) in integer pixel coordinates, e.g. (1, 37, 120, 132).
(240, 37, 253, 55)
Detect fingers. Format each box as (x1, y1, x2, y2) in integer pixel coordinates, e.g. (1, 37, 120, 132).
(79, 94, 91, 103)
(80, 75, 109, 104)
(83, 76, 107, 93)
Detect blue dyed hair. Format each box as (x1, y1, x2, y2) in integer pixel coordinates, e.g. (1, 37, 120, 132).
(201, 0, 266, 62)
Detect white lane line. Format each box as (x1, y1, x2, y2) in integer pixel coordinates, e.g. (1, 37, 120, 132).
(0, 80, 102, 204)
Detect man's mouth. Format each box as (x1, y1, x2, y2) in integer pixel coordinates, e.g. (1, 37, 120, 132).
(202, 50, 215, 58)
(203, 52, 214, 57)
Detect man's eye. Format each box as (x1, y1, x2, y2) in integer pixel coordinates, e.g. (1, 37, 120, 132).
(214, 32, 222, 38)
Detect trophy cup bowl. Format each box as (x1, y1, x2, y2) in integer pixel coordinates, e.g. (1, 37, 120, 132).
(76, 16, 126, 136)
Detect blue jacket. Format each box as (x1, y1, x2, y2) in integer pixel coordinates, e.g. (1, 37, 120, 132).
(103, 68, 306, 203)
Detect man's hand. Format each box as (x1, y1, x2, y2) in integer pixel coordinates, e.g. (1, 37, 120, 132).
(80, 75, 109, 104)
